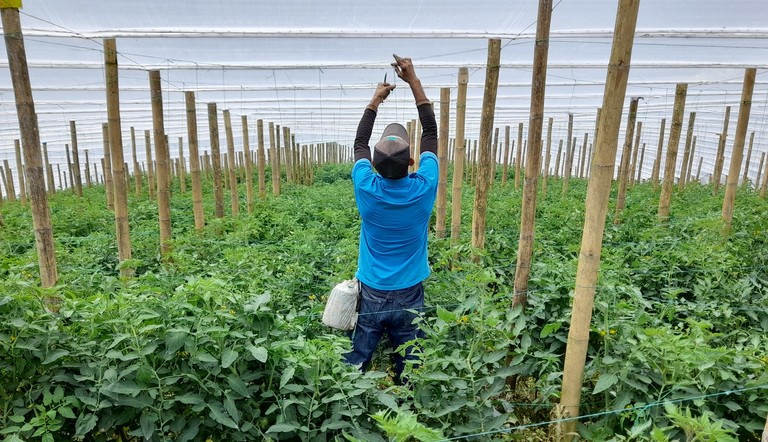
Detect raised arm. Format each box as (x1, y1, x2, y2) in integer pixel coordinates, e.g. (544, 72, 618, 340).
(392, 54, 437, 155)
(353, 82, 395, 162)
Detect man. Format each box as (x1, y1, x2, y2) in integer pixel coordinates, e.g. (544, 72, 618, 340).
(344, 54, 438, 384)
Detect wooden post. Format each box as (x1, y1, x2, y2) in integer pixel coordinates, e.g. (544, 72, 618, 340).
(658, 83, 688, 222)
(586, 108, 602, 178)
(129, 127, 141, 195)
(65, 144, 73, 193)
(742, 132, 755, 186)
(470, 39, 502, 254)
(696, 156, 704, 182)
(562, 113, 574, 193)
(686, 136, 697, 183)
(142, 130, 155, 200)
(560, 1, 639, 436)
(628, 121, 641, 187)
(257, 119, 267, 199)
(269, 122, 281, 195)
(761, 152, 768, 198)
(515, 122, 523, 190)
(678, 112, 696, 190)
(756, 152, 766, 191)
(104, 38, 132, 277)
(614, 97, 639, 224)
(435, 87, 450, 238)
(451, 67, 469, 245)
(208, 103, 225, 217)
(223, 109, 239, 216)
(184, 91, 205, 230)
(1, 5, 58, 288)
(2, 160, 15, 200)
(513, 0, 551, 309)
(56, 163, 63, 190)
(491, 127, 499, 185)
(43, 142, 55, 193)
(101, 123, 114, 210)
(178, 137, 186, 193)
(651, 118, 666, 190)
(13, 139, 26, 203)
(541, 118, 553, 194)
(636, 143, 646, 183)
(554, 140, 563, 179)
(722, 68, 756, 229)
(502, 125, 511, 185)
(713, 107, 731, 193)
(241, 115, 254, 212)
(579, 132, 589, 179)
(149, 70, 172, 258)
(283, 127, 292, 185)
(69, 120, 83, 196)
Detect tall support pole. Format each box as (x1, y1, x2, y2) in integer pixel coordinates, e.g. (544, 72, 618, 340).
(83, 149, 91, 188)
(686, 136, 697, 183)
(636, 143, 646, 183)
(678, 112, 696, 189)
(578, 132, 589, 179)
(223, 109, 239, 216)
(502, 125, 511, 185)
(13, 139, 26, 203)
(184, 91, 204, 230)
(513, 0, 551, 309)
(471, 38, 501, 253)
(658, 84, 688, 222)
(269, 122, 281, 196)
(149, 70, 172, 258)
(712, 106, 731, 194)
(101, 123, 114, 210)
(554, 140, 563, 179)
(761, 152, 768, 198)
(242, 115, 254, 212)
(208, 103, 225, 217)
(742, 132, 755, 186)
(722, 68, 756, 229)
(144, 130, 155, 200)
(1, 5, 58, 288)
(562, 113, 574, 193)
(515, 122, 523, 190)
(696, 156, 704, 182)
(104, 38, 132, 277)
(435, 87, 450, 238)
(283, 127, 292, 185)
(257, 119, 267, 200)
(451, 68, 468, 245)
(1, 161, 14, 199)
(651, 118, 666, 190)
(541, 118, 553, 194)
(178, 137, 186, 193)
(628, 121, 641, 187)
(130, 127, 141, 195)
(559, 1, 639, 437)
(614, 97, 639, 224)
(586, 108, 602, 178)
(43, 142, 55, 193)
(69, 120, 83, 196)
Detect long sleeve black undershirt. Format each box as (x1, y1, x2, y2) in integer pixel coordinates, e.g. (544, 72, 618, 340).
(353, 102, 438, 163)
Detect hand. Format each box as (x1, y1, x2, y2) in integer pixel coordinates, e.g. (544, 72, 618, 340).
(373, 82, 395, 102)
(392, 54, 418, 84)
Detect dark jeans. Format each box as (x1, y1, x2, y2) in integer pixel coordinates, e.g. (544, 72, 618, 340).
(344, 281, 425, 383)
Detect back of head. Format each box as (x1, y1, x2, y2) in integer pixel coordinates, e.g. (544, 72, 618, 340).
(373, 123, 410, 179)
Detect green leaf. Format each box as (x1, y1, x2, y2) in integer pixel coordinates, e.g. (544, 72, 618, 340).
(436, 307, 456, 323)
(140, 412, 157, 440)
(267, 423, 300, 433)
(58, 407, 76, 419)
(248, 345, 268, 363)
(193, 351, 218, 364)
(75, 412, 98, 437)
(221, 349, 239, 369)
(106, 380, 142, 396)
(175, 393, 204, 405)
(592, 373, 619, 394)
(227, 375, 250, 397)
(177, 419, 200, 442)
(540, 322, 562, 338)
(209, 402, 238, 430)
(165, 331, 187, 355)
(280, 367, 295, 389)
(224, 394, 240, 424)
(43, 349, 69, 365)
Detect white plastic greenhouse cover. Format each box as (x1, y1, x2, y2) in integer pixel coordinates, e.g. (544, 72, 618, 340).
(0, 0, 767, 191)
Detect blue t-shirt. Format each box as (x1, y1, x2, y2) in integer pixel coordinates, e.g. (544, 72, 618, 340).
(352, 152, 439, 290)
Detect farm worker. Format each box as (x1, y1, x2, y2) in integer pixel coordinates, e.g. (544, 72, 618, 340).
(344, 54, 438, 384)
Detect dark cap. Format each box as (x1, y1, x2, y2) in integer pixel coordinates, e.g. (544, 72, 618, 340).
(373, 123, 410, 179)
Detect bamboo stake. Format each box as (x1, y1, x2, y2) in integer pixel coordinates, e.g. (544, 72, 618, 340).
(128, 127, 140, 195)
(628, 121, 642, 187)
(513, 0, 551, 309)
(435, 87, 450, 238)
(502, 125, 511, 185)
(722, 68, 756, 229)
(1, 5, 58, 288)
(470, 146, 477, 186)
(559, 1, 639, 436)
(144, 130, 155, 200)
(56, 163, 63, 190)
(470, 38, 501, 254)
(65, 144, 73, 193)
(742, 132, 755, 186)
(104, 38, 132, 277)
(184, 91, 204, 230)
(614, 98, 639, 224)
(257, 119, 267, 199)
(586, 108, 602, 178)
(101, 123, 114, 210)
(651, 118, 666, 190)
(275, 123, 284, 181)
(554, 140, 562, 179)
(451, 67, 469, 245)
(149, 70, 172, 258)
(695, 156, 704, 182)
(636, 143, 646, 183)
(177, 137, 186, 193)
(43, 142, 55, 193)
(686, 136, 697, 183)
(491, 127, 499, 185)
(542, 118, 553, 195)
(2, 160, 15, 200)
(283, 127, 293, 186)
(68, 120, 83, 196)
(678, 112, 696, 190)
(223, 109, 239, 216)
(562, 113, 574, 193)
(269, 122, 281, 195)
(578, 132, 589, 179)
(658, 83, 688, 222)
(515, 122, 523, 190)
(13, 139, 26, 203)
(207, 103, 225, 217)
(713, 106, 731, 193)
(238, 116, 253, 212)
